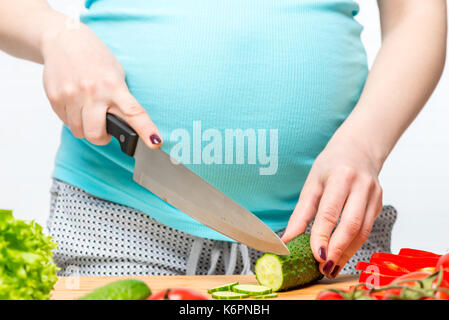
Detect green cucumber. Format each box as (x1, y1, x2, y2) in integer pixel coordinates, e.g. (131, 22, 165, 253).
(78, 279, 151, 300)
(211, 291, 249, 300)
(255, 233, 323, 292)
(231, 284, 272, 295)
(207, 282, 239, 293)
(253, 293, 278, 299)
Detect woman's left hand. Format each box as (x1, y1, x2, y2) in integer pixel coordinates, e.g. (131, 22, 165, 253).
(281, 132, 384, 278)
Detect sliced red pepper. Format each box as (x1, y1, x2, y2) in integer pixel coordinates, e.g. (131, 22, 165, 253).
(358, 271, 398, 287)
(370, 253, 439, 271)
(356, 261, 408, 277)
(398, 248, 441, 258)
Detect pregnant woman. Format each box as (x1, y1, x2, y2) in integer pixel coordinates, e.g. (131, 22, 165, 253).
(0, 0, 446, 278)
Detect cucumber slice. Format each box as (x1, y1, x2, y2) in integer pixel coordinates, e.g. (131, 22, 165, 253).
(253, 293, 278, 299)
(207, 282, 239, 293)
(211, 291, 249, 300)
(231, 284, 272, 295)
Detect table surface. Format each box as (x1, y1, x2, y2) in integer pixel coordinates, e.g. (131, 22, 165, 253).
(51, 274, 359, 300)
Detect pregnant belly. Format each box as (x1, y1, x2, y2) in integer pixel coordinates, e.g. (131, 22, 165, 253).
(81, 0, 368, 214)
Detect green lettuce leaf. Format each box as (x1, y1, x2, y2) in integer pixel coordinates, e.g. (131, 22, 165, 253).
(0, 209, 58, 300)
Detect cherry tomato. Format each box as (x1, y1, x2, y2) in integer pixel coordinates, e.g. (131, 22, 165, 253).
(435, 289, 449, 300)
(429, 270, 449, 291)
(380, 271, 433, 299)
(393, 270, 433, 286)
(147, 288, 208, 300)
(439, 273, 449, 289)
(436, 253, 449, 272)
(316, 291, 344, 300)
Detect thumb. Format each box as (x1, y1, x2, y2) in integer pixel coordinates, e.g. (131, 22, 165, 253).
(111, 90, 163, 149)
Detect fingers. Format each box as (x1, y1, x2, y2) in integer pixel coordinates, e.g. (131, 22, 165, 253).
(329, 185, 383, 278)
(82, 102, 111, 145)
(110, 88, 163, 149)
(65, 85, 84, 139)
(321, 180, 370, 275)
(45, 76, 162, 147)
(309, 171, 352, 264)
(281, 172, 323, 244)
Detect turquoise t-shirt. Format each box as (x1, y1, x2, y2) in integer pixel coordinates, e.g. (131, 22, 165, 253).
(53, 0, 368, 241)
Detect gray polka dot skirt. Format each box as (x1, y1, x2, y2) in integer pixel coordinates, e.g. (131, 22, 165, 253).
(47, 179, 397, 276)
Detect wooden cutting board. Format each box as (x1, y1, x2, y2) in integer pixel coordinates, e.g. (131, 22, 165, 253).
(51, 274, 358, 300)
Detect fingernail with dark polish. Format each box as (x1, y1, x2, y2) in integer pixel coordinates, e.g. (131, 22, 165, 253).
(330, 265, 341, 278)
(319, 247, 326, 260)
(149, 134, 162, 145)
(323, 260, 334, 275)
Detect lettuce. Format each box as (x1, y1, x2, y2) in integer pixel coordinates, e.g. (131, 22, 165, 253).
(0, 209, 58, 300)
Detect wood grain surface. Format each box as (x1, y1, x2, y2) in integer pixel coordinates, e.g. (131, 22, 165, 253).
(51, 274, 358, 300)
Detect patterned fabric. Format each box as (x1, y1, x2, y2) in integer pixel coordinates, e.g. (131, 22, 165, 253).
(47, 179, 397, 276)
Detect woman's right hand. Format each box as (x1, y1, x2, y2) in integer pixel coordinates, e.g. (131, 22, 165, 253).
(41, 21, 162, 148)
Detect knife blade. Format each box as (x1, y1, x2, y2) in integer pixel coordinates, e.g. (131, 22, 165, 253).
(106, 113, 290, 255)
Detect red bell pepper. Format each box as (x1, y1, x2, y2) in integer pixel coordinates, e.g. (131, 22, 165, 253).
(356, 261, 408, 277)
(369, 253, 439, 272)
(398, 248, 441, 258)
(358, 271, 398, 287)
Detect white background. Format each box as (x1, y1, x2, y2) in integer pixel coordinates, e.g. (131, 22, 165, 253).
(1, 1, 448, 254)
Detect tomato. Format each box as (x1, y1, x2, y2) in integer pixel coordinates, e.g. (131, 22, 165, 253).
(435, 289, 449, 300)
(316, 291, 344, 300)
(379, 271, 433, 299)
(440, 272, 449, 289)
(436, 253, 449, 272)
(147, 288, 208, 300)
(369, 291, 387, 300)
(393, 270, 433, 284)
(348, 284, 369, 291)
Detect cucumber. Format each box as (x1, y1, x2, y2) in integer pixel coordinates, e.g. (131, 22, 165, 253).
(207, 282, 239, 293)
(231, 284, 272, 295)
(253, 293, 278, 299)
(78, 279, 151, 300)
(255, 233, 323, 292)
(211, 291, 249, 300)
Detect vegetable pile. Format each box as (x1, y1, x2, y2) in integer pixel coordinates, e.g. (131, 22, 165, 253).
(316, 249, 449, 300)
(0, 209, 58, 300)
(356, 248, 442, 286)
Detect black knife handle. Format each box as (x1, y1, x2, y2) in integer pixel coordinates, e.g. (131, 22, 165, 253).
(106, 113, 138, 156)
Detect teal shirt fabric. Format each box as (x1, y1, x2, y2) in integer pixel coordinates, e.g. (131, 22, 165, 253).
(53, 0, 368, 241)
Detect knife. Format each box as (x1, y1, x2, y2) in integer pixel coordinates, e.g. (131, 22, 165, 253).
(106, 113, 290, 255)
